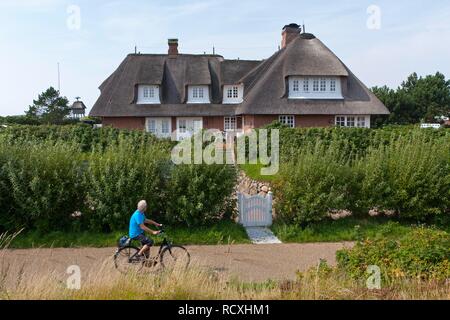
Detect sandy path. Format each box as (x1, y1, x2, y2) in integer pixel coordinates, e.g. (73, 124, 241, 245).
(2, 243, 353, 285)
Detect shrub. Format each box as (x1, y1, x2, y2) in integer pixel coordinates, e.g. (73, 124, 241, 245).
(165, 164, 237, 227)
(277, 125, 449, 162)
(274, 141, 360, 225)
(356, 133, 450, 220)
(336, 228, 450, 281)
(84, 139, 171, 232)
(0, 124, 170, 152)
(273, 128, 449, 224)
(0, 141, 85, 233)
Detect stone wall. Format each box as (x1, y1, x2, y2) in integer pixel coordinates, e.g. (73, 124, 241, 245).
(236, 170, 272, 196)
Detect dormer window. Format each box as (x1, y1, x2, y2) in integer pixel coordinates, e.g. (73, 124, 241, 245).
(313, 79, 319, 92)
(289, 77, 343, 99)
(223, 84, 243, 104)
(188, 85, 210, 103)
(330, 79, 336, 92)
(137, 85, 160, 104)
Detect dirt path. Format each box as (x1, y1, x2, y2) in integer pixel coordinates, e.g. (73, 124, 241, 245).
(2, 243, 353, 285)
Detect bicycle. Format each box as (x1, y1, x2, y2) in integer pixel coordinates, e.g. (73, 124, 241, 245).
(114, 228, 190, 274)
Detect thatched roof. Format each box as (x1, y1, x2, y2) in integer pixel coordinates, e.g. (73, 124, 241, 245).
(90, 33, 389, 117)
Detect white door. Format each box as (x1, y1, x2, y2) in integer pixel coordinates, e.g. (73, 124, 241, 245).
(146, 118, 172, 138)
(176, 117, 203, 141)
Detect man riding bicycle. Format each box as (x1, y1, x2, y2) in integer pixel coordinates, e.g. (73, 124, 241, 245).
(129, 200, 162, 258)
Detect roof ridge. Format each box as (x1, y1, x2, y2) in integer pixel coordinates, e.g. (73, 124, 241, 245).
(128, 53, 224, 58)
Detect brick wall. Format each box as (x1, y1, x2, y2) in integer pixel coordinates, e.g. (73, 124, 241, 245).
(243, 115, 278, 131)
(296, 115, 334, 128)
(102, 117, 146, 130)
(203, 116, 225, 131)
(102, 115, 335, 132)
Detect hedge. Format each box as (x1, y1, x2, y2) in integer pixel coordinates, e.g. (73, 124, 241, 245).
(0, 127, 236, 233)
(274, 130, 450, 225)
(336, 227, 450, 281)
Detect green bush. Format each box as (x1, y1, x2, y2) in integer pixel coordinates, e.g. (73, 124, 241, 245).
(273, 128, 449, 224)
(0, 124, 171, 152)
(85, 139, 171, 232)
(0, 126, 238, 232)
(0, 141, 85, 233)
(165, 164, 237, 227)
(336, 228, 450, 280)
(274, 142, 360, 225)
(276, 124, 449, 162)
(356, 133, 450, 220)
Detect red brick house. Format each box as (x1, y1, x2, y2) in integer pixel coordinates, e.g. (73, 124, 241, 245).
(90, 24, 389, 140)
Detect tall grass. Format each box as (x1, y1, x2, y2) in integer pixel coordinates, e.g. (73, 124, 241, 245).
(1, 256, 448, 300)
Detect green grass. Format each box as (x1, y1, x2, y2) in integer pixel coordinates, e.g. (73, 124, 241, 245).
(239, 162, 279, 182)
(271, 217, 450, 243)
(9, 220, 251, 249)
(9, 217, 449, 248)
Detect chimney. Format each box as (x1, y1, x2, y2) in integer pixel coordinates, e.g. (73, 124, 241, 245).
(168, 38, 179, 56)
(281, 23, 301, 49)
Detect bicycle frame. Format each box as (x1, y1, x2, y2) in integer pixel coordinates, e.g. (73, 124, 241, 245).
(137, 234, 172, 260)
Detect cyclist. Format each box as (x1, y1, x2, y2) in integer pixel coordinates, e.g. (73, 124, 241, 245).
(129, 200, 162, 258)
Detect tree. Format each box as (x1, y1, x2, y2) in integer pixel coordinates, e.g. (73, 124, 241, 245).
(371, 72, 450, 126)
(26, 87, 71, 124)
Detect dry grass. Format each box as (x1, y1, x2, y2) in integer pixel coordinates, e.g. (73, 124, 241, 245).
(0, 232, 448, 300)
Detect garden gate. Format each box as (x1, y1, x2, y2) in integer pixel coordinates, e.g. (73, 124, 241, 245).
(237, 192, 273, 227)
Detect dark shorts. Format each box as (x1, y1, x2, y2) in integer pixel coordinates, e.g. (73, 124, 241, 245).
(132, 234, 153, 246)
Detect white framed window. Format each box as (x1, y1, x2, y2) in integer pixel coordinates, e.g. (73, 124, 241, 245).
(313, 79, 319, 92)
(161, 119, 170, 134)
(224, 117, 237, 131)
(223, 84, 244, 104)
(335, 116, 370, 128)
(289, 77, 343, 99)
(336, 116, 346, 127)
(227, 88, 233, 98)
(226, 86, 240, 99)
(143, 86, 155, 98)
(303, 79, 309, 92)
(279, 115, 295, 128)
(148, 119, 156, 133)
(188, 85, 210, 103)
(137, 85, 160, 104)
(233, 86, 238, 98)
(347, 116, 356, 127)
(145, 118, 172, 138)
(357, 116, 366, 128)
(330, 79, 336, 92)
(178, 119, 187, 133)
(320, 79, 327, 92)
(176, 117, 203, 141)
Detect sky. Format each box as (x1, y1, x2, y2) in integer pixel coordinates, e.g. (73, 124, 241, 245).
(1, 0, 450, 116)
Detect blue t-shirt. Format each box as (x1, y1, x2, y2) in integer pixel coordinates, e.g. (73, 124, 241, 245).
(129, 210, 146, 238)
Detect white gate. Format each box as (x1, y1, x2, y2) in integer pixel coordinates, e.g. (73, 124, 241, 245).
(238, 192, 273, 227)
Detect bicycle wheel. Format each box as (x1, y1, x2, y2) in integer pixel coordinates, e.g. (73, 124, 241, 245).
(114, 246, 143, 274)
(160, 246, 191, 270)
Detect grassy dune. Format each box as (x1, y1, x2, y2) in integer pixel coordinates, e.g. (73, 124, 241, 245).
(1, 262, 448, 300)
